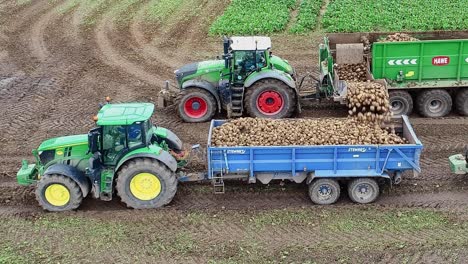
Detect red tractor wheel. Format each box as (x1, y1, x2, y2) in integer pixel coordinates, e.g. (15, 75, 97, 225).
(245, 79, 296, 119)
(256, 90, 284, 115)
(184, 96, 208, 118)
(177, 88, 216, 122)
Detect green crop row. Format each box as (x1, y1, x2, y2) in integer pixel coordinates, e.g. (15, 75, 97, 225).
(209, 0, 296, 35)
(323, 0, 468, 32)
(290, 0, 323, 33)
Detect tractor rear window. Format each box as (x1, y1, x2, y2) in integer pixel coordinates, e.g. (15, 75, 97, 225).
(128, 123, 143, 148)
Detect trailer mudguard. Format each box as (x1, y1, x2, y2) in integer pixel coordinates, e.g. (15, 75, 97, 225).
(244, 70, 297, 89)
(154, 126, 183, 151)
(116, 147, 178, 172)
(182, 79, 221, 112)
(43, 164, 91, 197)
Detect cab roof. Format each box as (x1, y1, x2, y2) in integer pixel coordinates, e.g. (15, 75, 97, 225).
(230, 36, 271, 51)
(96, 103, 154, 126)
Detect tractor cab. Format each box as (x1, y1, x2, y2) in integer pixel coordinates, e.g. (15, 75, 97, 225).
(222, 36, 272, 83)
(89, 103, 154, 165)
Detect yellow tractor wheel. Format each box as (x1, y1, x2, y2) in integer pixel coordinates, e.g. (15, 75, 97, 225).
(36, 174, 83, 212)
(116, 158, 177, 209)
(129, 173, 162, 201)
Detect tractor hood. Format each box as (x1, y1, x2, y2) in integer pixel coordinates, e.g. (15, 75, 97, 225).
(175, 60, 225, 86)
(38, 134, 88, 151)
(271, 55, 294, 75)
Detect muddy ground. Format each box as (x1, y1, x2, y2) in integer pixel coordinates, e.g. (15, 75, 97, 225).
(0, 1, 467, 263)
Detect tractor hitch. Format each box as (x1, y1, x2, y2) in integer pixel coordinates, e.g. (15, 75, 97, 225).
(157, 81, 179, 109)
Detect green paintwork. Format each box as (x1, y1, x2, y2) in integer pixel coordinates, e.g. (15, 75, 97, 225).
(38, 134, 88, 151)
(175, 51, 294, 89)
(319, 37, 338, 96)
(176, 60, 225, 88)
(449, 154, 467, 174)
(21, 135, 91, 185)
(245, 68, 294, 84)
(17, 160, 37, 186)
(154, 126, 168, 138)
(100, 169, 114, 195)
(372, 39, 468, 89)
(116, 145, 163, 169)
(96, 103, 155, 126)
(270, 55, 293, 75)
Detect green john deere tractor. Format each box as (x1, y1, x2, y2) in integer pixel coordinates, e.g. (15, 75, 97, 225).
(17, 102, 188, 211)
(174, 36, 299, 122)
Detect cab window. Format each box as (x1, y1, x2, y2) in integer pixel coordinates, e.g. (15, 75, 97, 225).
(233, 51, 266, 82)
(102, 125, 127, 163)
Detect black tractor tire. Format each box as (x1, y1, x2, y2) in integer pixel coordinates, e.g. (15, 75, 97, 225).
(455, 88, 468, 116)
(177, 88, 216, 123)
(116, 158, 177, 209)
(347, 178, 379, 204)
(244, 79, 296, 119)
(308, 178, 341, 205)
(388, 90, 413, 116)
(416, 89, 452, 117)
(36, 174, 83, 212)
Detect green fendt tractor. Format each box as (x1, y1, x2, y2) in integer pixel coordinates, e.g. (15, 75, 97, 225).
(174, 36, 298, 122)
(17, 102, 188, 211)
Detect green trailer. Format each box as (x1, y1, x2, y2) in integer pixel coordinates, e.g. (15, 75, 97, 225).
(326, 31, 468, 117)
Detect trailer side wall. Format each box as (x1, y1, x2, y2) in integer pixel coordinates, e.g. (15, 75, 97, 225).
(372, 39, 468, 88)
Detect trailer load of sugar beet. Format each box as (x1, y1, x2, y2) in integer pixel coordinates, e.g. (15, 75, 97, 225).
(210, 117, 407, 147)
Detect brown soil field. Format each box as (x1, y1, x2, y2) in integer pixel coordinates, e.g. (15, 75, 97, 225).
(0, 1, 467, 263)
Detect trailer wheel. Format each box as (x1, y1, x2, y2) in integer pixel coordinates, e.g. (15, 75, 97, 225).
(177, 88, 216, 123)
(36, 174, 83, 212)
(347, 178, 379, 204)
(389, 90, 413, 116)
(116, 158, 177, 209)
(455, 88, 468, 116)
(416, 89, 452, 117)
(308, 179, 340, 205)
(245, 79, 296, 119)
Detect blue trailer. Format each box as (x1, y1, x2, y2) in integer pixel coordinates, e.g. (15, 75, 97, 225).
(205, 116, 423, 205)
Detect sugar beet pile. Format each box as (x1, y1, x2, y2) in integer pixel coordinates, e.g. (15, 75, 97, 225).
(213, 78, 403, 146)
(211, 77, 401, 146)
(211, 118, 407, 146)
(211, 78, 402, 147)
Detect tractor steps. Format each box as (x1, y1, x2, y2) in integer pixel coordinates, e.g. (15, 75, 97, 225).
(230, 86, 244, 117)
(100, 169, 114, 201)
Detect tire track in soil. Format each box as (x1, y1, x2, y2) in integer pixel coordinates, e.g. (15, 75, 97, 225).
(0, 2, 117, 172)
(410, 116, 468, 125)
(0, 0, 50, 34)
(29, 1, 70, 60)
(420, 135, 468, 152)
(175, 0, 228, 56)
(128, 2, 180, 69)
(94, 9, 165, 87)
